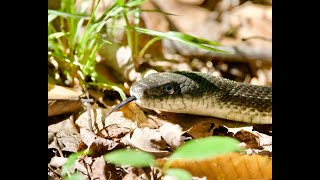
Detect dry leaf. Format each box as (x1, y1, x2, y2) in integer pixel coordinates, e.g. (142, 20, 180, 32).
(159, 123, 184, 149)
(121, 127, 169, 157)
(91, 156, 108, 180)
(76, 104, 138, 139)
(188, 121, 215, 138)
(80, 128, 119, 155)
(70, 157, 91, 177)
(252, 131, 272, 147)
(49, 157, 68, 168)
(121, 101, 156, 128)
(48, 117, 81, 152)
(234, 130, 259, 149)
(123, 173, 141, 180)
(157, 152, 272, 180)
(48, 83, 84, 116)
(147, 112, 253, 139)
(55, 129, 82, 152)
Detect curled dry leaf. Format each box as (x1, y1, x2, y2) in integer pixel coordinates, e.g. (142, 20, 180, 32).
(234, 129, 259, 149)
(159, 123, 185, 149)
(252, 131, 272, 147)
(229, 127, 272, 151)
(80, 128, 119, 155)
(157, 152, 272, 180)
(48, 83, 84, 116)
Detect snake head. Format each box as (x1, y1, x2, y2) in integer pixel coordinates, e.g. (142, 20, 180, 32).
(130, 72, 205, 111)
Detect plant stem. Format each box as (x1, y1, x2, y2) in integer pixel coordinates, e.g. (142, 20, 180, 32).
(133, 10, 140, 59)
(122, 9, 133, 54)
(137, 37, 161, 59)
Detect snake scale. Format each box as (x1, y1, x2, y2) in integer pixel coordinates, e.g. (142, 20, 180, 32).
(110, 71, 272, 124)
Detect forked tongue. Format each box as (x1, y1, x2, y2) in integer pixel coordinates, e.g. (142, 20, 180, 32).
(106, 96, 137, 116)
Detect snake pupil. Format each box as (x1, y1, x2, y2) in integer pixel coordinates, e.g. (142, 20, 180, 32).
(164, 84, 174, 94)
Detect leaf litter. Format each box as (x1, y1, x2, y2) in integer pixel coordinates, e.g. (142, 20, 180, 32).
(49, 98, 271, 180)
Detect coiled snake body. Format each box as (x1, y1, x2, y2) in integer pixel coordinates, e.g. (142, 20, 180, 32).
(129, 71, 272, 124)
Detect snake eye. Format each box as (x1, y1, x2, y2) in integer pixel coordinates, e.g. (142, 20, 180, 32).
(163, 84, 175, 94)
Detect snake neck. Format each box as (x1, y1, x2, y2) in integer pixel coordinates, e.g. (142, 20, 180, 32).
(172, 71, 272, 124)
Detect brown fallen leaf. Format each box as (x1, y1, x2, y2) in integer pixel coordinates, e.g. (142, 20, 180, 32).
(121, 101, 157, 128)
(234, 129, 260, 149)
(48, 83, 84, 116)
(80, 128, 119, 156)
(157, 152, 272, 180)
(91, 156, 108, 180)
(229, 127, 272, 151)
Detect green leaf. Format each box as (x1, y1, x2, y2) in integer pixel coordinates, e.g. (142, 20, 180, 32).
(133, 27, 231, 54)
(166, 31, 221, 46)
(64, 173, 85, 180)
(48, 14, 58, 23)
(116, 0, 125, 6)
(126, 0, 146, 7)
(48, 9, 88, 19)
(61, 150, 86, 176)
(104, 149, 155, 167)
(166, 168, 192, 180)
(48, 32, 70, 40)
(169, 136, 242, 160)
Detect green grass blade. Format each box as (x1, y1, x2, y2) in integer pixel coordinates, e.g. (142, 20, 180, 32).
(126, 0, 146, 7)
(169, 136, 242, 160)
(89, 81, 127, 101)
(104, 149, 155, 167)
(48, 9, 88, 19)
(137, 36, 161, 58)
(111, 86, 127, 101)
(116, 0, 125, 6)
(72, 18, 85, 48)
(61, 150, 86, 176)
(166, 31, 221, 46)
(48, 32, 70, 40)
(48, 14, 58, 23)
(133, 27, 231, 54)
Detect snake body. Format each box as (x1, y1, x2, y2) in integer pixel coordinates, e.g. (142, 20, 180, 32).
(130, 71, 272, 124)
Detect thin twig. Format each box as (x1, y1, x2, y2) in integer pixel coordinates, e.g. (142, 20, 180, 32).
(48, 164, 61, 177)
(82, 85, 94, 132)
(242, 36, 272, 42)
(53, 137, 64, 158)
